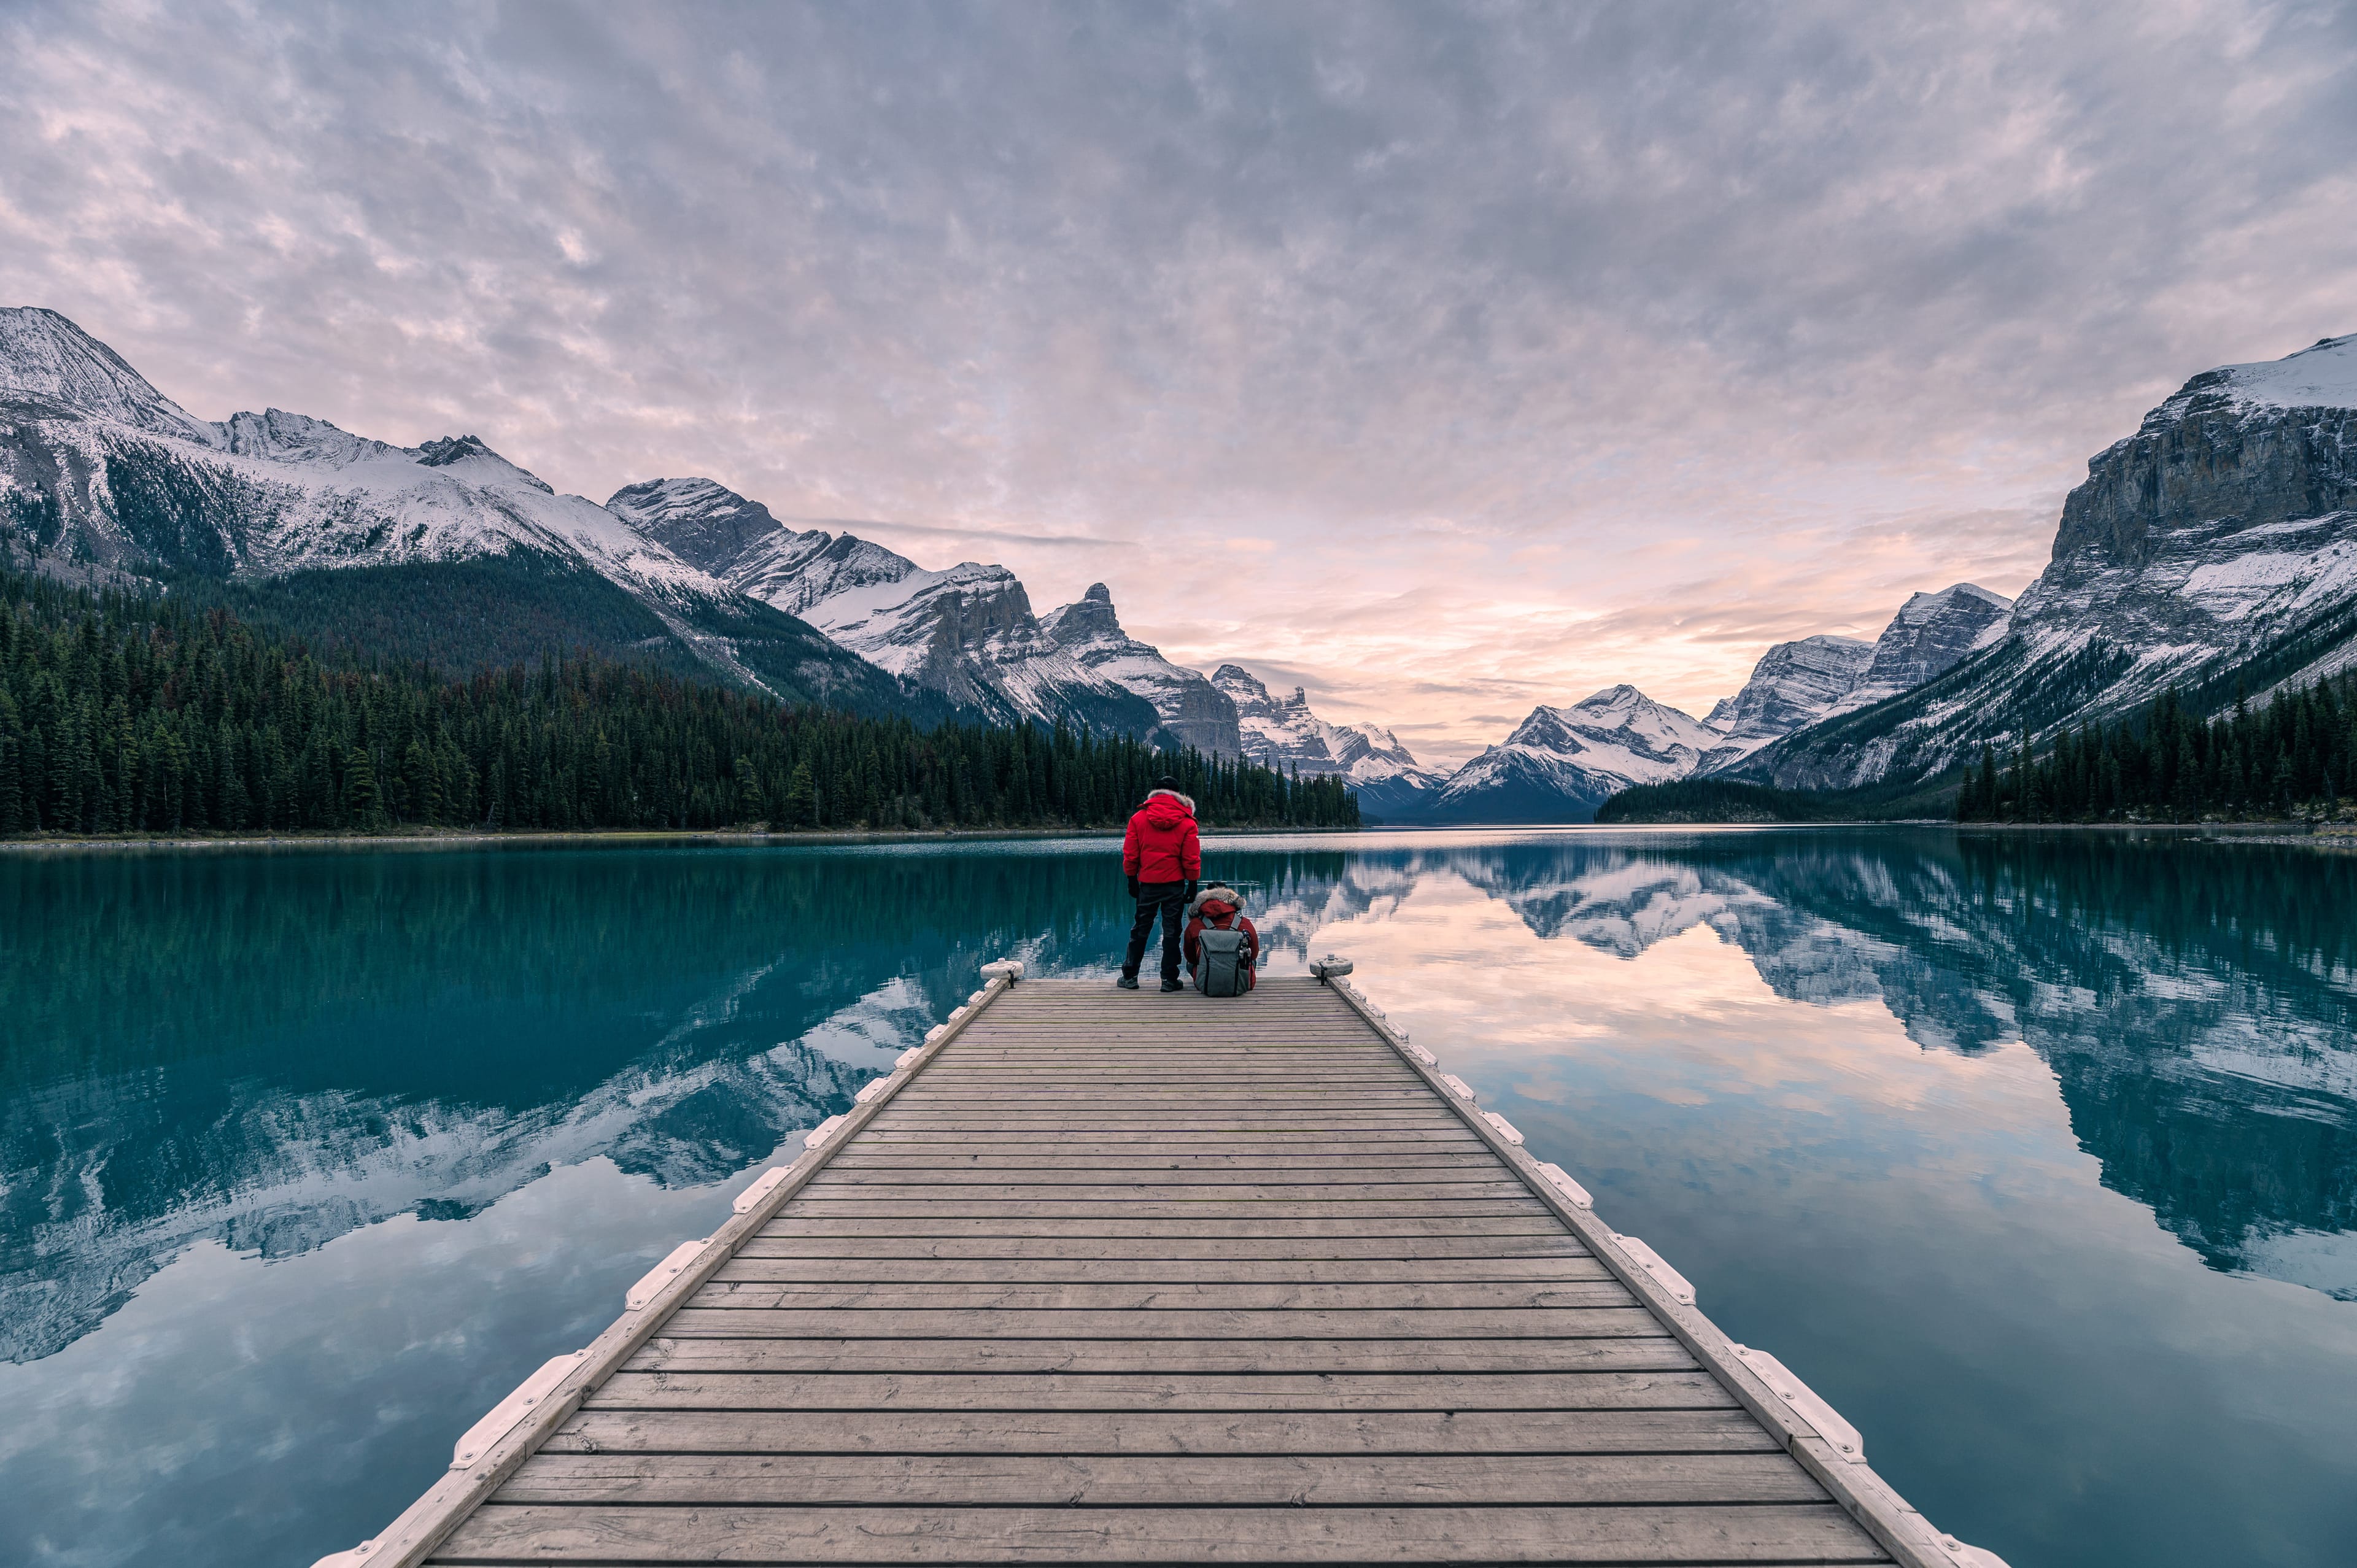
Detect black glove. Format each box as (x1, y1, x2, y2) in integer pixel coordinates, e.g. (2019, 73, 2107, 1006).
(1183, 880, 1199, 904)
(1127, 876, 1140, 899)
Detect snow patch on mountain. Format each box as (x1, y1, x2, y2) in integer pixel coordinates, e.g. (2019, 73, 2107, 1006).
(1698, 635, 1875, 771)
(2172, 332, 2357, 415)
(1740, 333, 2357, 791)
(1827, 584, 2016, 716)
(1423, 686, 1718, 822)
(1039, 584, 1240, 756)
(608, 478, 1162, 736)
(1207, 663, 1446, 813)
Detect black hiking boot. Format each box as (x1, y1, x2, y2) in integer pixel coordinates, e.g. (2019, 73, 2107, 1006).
(1115, 973, 1140, 990)
(1160, 978, 1185, 992)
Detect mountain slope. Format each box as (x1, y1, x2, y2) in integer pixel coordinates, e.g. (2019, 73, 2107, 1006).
(1698, 635, 1875, 771)
(1421, 685, 1719, 823)
(1741, 333, 2357, 791)
(1825, 584, 2014, 716)
(1039, 584, 1240, 756)
(1208, 664, 1447, 816)
(608, 477, 1163, 738)
(0, 308, 915, 714)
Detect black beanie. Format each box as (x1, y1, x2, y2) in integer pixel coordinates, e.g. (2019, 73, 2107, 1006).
(1155, 775, 1179, 790)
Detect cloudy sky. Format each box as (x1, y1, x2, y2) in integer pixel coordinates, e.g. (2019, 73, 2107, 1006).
(4, 1, 2353, 763)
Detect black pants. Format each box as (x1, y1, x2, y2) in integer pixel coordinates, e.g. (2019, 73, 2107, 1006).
(1123, 881, 1186, 983)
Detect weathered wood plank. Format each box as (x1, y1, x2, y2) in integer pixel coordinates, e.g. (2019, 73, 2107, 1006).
(432, 1502, 1891, 1564)
(495, 1451, 1824, 1507)
(582, 1370, 1736, 1412)
(624, 1338, 1687, 1376)
(820, 1150, 1499, 1160)
(732, 1235, 1593, 1260)
(767, 1202, 1557, 1221)
(652, 1307, 1668, 1339)
(792, 1180, 1538, 1201)
(540, 1407, 1784, 1456)
(711, 1257, 1612, 1283)
(687, 1282, 1639, 1311)
(402, 978, 1929, 1568)
(749, 1216, 1571, 1238)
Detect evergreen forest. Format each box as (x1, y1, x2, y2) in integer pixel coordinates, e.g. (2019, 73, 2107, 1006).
(0, 569, 1360, 837)
(1956, 673, 2357, 822)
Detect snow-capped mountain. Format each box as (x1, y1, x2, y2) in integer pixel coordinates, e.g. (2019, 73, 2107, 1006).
(1740, 333, 2357, 791)
(1039, 584, 1240, 756)
(0, 309, 917, 714)
(1208, 664, 1447, 816)
(1419, 685, 1719, 822)
(607, 477, 1163, 738)
(1692, 585, 2013, 773)
(1825, 584, 2015, 716)
(1698, 635, 1875, 771)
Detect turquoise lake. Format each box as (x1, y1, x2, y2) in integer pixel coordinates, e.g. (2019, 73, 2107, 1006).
(2, 828, 2355, 1567)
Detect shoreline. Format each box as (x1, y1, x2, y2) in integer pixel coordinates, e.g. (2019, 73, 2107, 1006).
(0, 823, 1360, 855)
(6, 819, 2349, 854)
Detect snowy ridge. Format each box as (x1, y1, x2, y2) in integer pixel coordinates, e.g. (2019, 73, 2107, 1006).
(2159, 332, 2357, 419)
(1421, 685, 1717, 822)
(1824, 584, 2015, 717)
(0, 306, 215, 444)
(0, 309, 919, 711)
(1039, 584, 1241, 756)
(609, 479, 1163, 737)
(1207, 663, 1446, 813)
(1698, 635, 1875, 771)
(1740, 332, 2357, 791)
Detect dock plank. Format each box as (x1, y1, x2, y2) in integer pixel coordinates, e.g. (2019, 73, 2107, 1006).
(409, 978, 1902, 1568)
(434, 1502, 1890, 1564)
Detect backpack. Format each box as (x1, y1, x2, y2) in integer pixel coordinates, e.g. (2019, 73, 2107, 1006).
(1194, 923, 1250, 997)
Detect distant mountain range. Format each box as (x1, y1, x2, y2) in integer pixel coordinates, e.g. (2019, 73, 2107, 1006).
(1398, 332, 2357, 822)
(1735, 333, 2357, 795)
(9, 304, 2351, 822)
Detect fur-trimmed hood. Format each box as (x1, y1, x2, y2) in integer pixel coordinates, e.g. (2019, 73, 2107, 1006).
(1143, 787, 1196, 812)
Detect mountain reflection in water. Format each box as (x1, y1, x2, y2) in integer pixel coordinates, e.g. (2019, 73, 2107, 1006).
(2, 831, 2353, 1568)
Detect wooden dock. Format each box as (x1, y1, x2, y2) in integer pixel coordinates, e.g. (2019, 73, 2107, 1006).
(325, 971, 2003, 1568)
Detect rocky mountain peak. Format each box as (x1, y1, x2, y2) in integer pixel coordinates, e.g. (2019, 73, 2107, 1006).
(0, 305, 215, 444)
(1851, 583, 2013, 697)
(1039, 582, 1124, 645)
(411, 434, 553, 493)
(606, 476, 810, 577)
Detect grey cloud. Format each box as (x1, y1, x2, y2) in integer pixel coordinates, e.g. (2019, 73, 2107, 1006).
(2, 1, 2352, 759)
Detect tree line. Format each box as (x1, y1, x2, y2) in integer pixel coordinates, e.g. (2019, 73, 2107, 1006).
(0, 569, 1360, 837)
(1956, 671, 2357, 822)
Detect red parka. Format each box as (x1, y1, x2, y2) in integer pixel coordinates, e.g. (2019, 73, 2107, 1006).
(1122, 789, 1201, 884)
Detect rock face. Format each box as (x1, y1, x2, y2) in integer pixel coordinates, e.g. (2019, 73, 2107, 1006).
(1420, 685, 1719, 823)
(0, 309, 913, 714)
(608, 479, 1163, 738)
(1209, 665, 1446, 816)
(1830, 584, 2015, 714)
(1741, 333, 2357, 791)
(1039, 585, 1240, 757)
(1698, 635, 1875, 771)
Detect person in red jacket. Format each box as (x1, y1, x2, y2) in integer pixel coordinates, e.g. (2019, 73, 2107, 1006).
(1118, 776, 1201, 991)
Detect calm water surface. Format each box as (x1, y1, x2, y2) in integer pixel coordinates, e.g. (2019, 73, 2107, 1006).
(3, 829, 2355, 1567)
